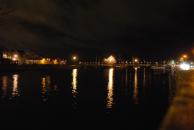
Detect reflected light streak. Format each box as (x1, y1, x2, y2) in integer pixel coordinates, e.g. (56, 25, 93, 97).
(41, 76, 51, 102)
(42, 77, 46, 96)
(125, 69, 128, 86)
(12, 74, 19, 97)
(72, 69, 78, 97)
(133, 68, 139, 104)
(2, 76, 8, 98)
(143, 68, 146, 87)
(107, 68, 114, 109)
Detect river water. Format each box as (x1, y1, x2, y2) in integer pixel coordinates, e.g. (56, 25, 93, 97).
(0, 67, 176, 129)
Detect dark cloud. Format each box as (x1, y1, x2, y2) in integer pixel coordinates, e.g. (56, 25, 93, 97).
(0, 0, 194, 58)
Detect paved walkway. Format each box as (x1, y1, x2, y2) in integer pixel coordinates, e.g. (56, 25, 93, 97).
(160, 71, 194, 130)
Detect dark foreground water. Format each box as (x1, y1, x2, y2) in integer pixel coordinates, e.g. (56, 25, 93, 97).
(0, 67, 176, 129)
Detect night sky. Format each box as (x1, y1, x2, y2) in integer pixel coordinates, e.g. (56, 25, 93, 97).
(0, 0, 194, 59)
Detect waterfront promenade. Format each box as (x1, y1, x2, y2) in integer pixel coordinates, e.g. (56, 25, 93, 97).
(161, 70, 194, 130)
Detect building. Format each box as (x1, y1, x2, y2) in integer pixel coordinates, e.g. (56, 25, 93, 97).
(1, 50, 23, 64)
(1, 50, 67, 65)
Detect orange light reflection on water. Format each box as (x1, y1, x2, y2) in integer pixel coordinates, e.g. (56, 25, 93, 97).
(106, 68, 114, 109)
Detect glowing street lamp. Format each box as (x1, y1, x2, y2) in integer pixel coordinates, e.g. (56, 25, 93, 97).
(183, 54, 188, 59)
(180, 54, 188, 60)
(71, 55, 79, 64)
(179, 62, 190, 71)
(134, 58, 139, 63)
(133, 58, 139, 64)
(12, 54, 19, 61)
(72, 56, 77, 61)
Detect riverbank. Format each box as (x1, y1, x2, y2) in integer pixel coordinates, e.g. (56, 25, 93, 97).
(160, 70, 194, 130)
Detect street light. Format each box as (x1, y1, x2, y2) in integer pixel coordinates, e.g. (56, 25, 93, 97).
(179, 62, 190, 71)
(72, 55, 78, 61)
(179, 54, 189, 62)
(133, 58, 139, 64)
(12, 54, 19, 61)
(71, 55, 79, 65)
(134, 58, 139, 63)
(183, 54, 188, 59)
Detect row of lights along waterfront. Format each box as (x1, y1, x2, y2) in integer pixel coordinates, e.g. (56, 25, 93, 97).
(2, 51, 194, 71)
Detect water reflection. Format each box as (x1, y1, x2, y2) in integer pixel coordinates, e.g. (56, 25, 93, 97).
(2, 76, 8, 98)
(106, 68, 114, 109)
(12, 74, 19, 97)
(72, 69, 78, 98)
(133, 68, 139, 104)
(143, 68, 146, 87)
(125, 69, 128, 86)
(41, 76, 51, 102)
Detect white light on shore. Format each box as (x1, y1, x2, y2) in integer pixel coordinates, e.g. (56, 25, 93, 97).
(179, 62, 190, 71)
(72, 56, 77, 60)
